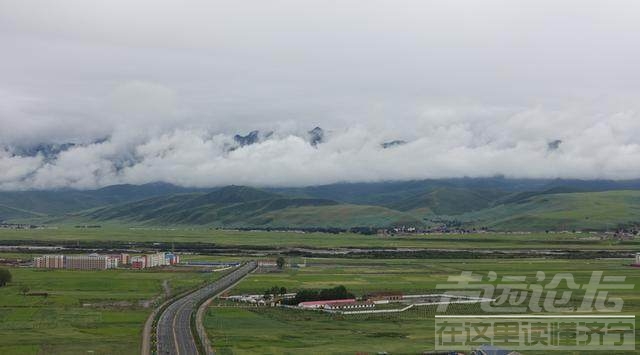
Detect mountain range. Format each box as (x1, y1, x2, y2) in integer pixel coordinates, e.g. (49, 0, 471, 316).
(1, 178, 639, 231)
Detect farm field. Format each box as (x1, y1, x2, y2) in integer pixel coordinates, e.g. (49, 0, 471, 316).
(0, 226, 637, 250)
(205, 258, 640, 355)
(0, 267, 218, 354)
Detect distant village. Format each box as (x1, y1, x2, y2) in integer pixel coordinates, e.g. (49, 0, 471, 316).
(0, 222, 52, 230)
(3, 220, 638, 238)
(209, 223, 640, 236)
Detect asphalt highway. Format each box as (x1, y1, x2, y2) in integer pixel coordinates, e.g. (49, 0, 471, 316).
(156, 261, 257, 355)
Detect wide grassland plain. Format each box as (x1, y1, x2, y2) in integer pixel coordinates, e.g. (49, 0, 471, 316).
(0, 266, 218, 354)
(1, 227, 639, 354)
(0, 226, 638, 250)
(205, 258, 640, 355)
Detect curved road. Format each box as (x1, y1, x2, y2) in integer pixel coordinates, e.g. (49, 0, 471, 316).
(154, 261, 257, 355)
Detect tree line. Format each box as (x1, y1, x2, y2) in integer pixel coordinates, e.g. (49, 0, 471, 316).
(284, 285, 354, 305)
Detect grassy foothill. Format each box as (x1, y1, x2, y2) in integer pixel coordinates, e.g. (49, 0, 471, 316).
(205, 258, 640, 355)
(0, 267, 216, 354)
(4, 185, 640, 231)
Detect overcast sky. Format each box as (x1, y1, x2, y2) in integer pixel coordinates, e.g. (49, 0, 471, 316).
(1, 0, 640, 189)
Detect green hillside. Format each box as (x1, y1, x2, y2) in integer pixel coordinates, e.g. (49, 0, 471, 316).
(271, 178, 519, 208)
(0, 204, 45, 220)
(0, 183, 204, 216)
(386, 187, 507, 215)
(462, 190, 640, 231)
(272, 178, 640, 208)
(80, 186, 423, 228)
(248, 204, 425, 228)
(2, 180, 639, 231)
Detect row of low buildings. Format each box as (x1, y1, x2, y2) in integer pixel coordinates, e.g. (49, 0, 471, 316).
(34, 253, 121, 270)
(297, 292, 404, 310)
(0, 223, 45, 230)
(297, 298, 375, 310)
(130, 252, 179, 269)
(33, 252, 180, 270)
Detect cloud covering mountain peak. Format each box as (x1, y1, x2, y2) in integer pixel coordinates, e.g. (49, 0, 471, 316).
(1, 97, 639, 190)
(1, 1, 640, 189)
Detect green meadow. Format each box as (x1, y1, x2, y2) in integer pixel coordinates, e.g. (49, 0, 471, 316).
(1, 227, 639, 354)
(0, 226, 637, 250)
(0, 267, 217, 354)
(205, 258, 640, 355)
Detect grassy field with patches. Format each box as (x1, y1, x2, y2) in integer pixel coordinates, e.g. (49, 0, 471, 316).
(205, 258, 640, 355)
(0, 226, 637, 250)
(0, 267, 217, 354)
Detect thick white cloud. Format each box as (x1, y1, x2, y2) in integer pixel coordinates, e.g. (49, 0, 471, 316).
(0, 1, 639, 189)
(2, 102, 639, 190)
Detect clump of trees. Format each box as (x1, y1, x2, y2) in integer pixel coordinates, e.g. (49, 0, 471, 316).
(349, 227, 377, 235)
(286, 285, 354, 305)
(276, 256, 286, 269)
(0, 268, 12, 287)
(263, 285, 287, 300)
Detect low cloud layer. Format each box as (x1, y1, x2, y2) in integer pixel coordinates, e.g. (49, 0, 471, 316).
(2, 98, 639, 190)
(1, 1, 640, 189)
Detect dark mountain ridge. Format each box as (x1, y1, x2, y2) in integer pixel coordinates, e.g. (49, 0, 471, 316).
(2, 178, 639, 230)
(79, 185, 420, 228)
